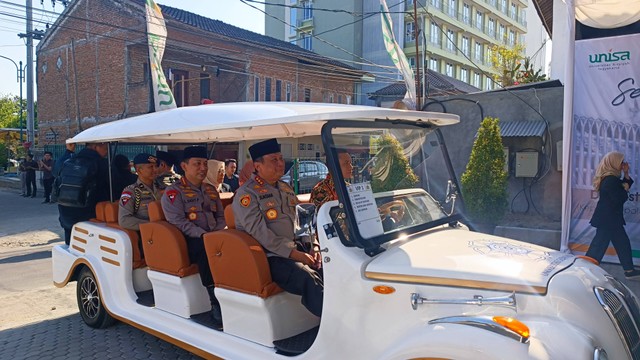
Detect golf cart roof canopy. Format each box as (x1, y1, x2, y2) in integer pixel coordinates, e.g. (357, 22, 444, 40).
(67, 102, 460, 144)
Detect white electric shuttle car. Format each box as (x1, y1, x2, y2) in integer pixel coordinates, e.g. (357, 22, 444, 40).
(53, 102, 639, 359)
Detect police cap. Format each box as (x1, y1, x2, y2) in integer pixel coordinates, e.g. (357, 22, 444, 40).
(155, 150, 177, 166)
(249, 138, 281, 161)
(133, 153, 157, 165)
(182, 146, 208, 161)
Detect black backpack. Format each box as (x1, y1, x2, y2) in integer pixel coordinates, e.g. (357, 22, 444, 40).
(54, 156, 99, 208)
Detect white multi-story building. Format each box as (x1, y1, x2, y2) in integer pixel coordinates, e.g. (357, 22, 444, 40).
(266, 0, 550, 105)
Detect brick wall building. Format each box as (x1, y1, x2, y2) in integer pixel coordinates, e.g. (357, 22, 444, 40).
(36, 0, 364, 144)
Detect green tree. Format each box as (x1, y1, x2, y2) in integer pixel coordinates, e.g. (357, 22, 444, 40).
(0, 95, 25, 129)
(371, 134, 419, 192)
(490, 43, 524, 87)
(515, 57, 548, 84)
(460, 117, 508, 225)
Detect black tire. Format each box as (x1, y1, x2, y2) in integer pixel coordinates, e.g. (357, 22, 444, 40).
(76, 267, 115, 329)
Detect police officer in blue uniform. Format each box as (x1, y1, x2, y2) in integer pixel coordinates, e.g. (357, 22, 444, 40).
(233, 138, 323, 317)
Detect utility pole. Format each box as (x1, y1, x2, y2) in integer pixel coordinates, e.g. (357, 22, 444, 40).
(26, 0, 34, 145)
(412, 0, 421, 110)
(18, 0, 44, 147)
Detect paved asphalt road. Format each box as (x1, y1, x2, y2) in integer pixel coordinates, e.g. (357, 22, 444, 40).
(0, 187, 202, 359)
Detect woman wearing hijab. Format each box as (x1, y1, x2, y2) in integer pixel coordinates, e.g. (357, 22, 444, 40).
(204, 159, 231, 193)
(586, 151, 640, 279)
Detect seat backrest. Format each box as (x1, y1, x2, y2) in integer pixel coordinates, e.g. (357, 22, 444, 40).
(203, 230, 282, 298)
(140, 221, 198, 277)
(296, 193, 311, 203)
(148, 200, 165, 222)
(94, 201, 109, 222)
(104, 201, 119, 223)
(220, 192, 234, 209)
(224, 205, 235, 229)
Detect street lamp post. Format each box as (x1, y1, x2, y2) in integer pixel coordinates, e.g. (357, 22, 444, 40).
(0, 55, 25, 142)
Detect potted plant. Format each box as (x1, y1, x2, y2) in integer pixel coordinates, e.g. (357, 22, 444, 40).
(460, 117, 508, 234)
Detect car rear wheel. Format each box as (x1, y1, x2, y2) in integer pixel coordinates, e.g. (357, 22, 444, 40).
(76, 267, 115, 329)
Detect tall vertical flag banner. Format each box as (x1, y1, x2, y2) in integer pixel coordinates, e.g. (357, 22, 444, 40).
(568, 33, 640, 265)
(146, 0, 176, 111)
(380, 0, 416, 109)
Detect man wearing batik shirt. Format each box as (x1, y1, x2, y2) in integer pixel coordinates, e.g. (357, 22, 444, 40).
(310, 149, 353, 209)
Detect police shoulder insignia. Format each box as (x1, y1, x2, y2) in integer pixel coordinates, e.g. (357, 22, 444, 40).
(240, 194, 251, 207)
(166, 189, 178, 204)
(266, 208, 278, 220)
(120, 191, 132, 206)
(188, 212, 197, 221)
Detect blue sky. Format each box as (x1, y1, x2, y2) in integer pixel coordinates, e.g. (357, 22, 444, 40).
(0, 0, 265, 98)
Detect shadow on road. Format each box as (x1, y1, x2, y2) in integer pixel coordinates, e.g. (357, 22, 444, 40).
(0, 250, 51, 264)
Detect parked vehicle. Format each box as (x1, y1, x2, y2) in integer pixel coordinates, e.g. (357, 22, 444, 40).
(53, 102, 638, 359)
(281, 160, 329, 193)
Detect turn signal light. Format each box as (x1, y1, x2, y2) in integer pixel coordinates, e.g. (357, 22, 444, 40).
(373, 285, 396, 294)
(493, 316, 530, 339)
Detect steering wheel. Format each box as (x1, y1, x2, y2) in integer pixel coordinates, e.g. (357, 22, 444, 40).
(378, 200, 406, 227)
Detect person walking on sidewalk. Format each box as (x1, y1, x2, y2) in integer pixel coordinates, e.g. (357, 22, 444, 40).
(39, 151, 54, 203)
(586, 151, 640, 280)
(23, 153, 38, 198)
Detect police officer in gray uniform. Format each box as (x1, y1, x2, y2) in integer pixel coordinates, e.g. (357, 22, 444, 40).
(154, 150, 181, 190)
(161, 146, 226, 328)
(233, 138, 323, 317)
(118, 153, 160, 231)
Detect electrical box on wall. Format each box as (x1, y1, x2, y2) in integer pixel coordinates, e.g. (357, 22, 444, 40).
(515, 152, 539, 177)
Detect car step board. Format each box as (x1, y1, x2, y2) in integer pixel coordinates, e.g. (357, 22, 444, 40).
(273, 325, 319, 356)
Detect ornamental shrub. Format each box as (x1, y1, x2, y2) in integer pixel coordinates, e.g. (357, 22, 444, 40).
(371, 134, 419, 192)
(460, 117, 508, 224)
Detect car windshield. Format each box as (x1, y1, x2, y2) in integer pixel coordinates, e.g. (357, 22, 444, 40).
(323, 121, 461, 252)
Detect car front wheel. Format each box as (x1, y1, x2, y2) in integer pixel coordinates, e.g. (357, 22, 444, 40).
(76, 267, 115, 328)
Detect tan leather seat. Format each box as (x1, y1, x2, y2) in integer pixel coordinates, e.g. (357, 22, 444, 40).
(203, 205, 283, 298)
(92, 201, 109, 222)
(103, 202, 145, 269)
(220, 192, 234, 209)
(139, 200, 199, 277)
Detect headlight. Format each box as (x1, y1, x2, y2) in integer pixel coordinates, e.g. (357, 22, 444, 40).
(594, 347, 608, 360)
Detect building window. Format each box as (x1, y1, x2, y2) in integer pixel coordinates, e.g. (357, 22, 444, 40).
(511, 3, 517, 19)
(445, 63, 453, 77)
(302, 0, 313, 19)
(275, 79, 282, 101)
(475, 11, 483, 30)
(304, 88, 311, 102)
(265, 77, 272, 101)
(473, 72, 481, 87)
(501, 0, 507, 13)
(170, 69, 189, 107)
(346, 95, 351, 104)
(508, 30, 515, 46)
(405, 21, 415, 42)
(488, 18, 495, 37)
(462, 3, 470, 24)
(200, 73, 210, 102)
(448, 0, 457, 17)
(430, 22, 440, 45)
(286, 82, 292, 101)
(301, 33, 312, 50)
(460, 68, 468, 82)
(254, 76, 260, 101)
(289, 7, 297, 35)
(474, 42, 483, 61)
(408, 56, 416, 69)
(429, 57, 438, 71)
(498, 24, 505, 42)
(461, 36, 469, 56)
(329, 93, 334, 103)
(431, 0, 442, 9)
(486, 78, 493, 90)
(446, 30, 456, 52)
(338, 94, 342, 103)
